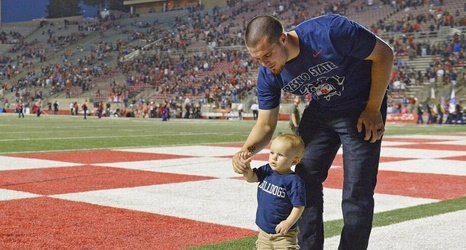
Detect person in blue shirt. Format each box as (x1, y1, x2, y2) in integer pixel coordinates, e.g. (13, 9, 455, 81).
(241, 133, 306, 250)
(232, 14, 394, 250)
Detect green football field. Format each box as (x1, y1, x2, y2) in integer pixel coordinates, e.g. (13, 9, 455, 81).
(0, 114, 465, 249)
(1, 113, 464, 154)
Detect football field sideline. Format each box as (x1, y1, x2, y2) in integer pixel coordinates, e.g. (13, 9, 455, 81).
(0, 133, 465, 249)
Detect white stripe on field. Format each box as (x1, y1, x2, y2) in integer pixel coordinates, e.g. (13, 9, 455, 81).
(51, 179, 437, 231)
(324, 209, 466, 249)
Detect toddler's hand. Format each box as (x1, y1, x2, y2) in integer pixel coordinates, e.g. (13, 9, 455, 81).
(275, 220, 292, 235)
(232, 151, 252, 174)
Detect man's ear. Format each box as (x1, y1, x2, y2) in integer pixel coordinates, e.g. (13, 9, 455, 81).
(280, 32, 287, 44)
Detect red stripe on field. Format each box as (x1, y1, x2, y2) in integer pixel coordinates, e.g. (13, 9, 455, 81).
(384, 143, 466, 151)
(440, 155, 466, 161)
(231, 176, 245, 180)
(323, 168, 466, 200)
(0, 166, 215, 195)
(0, 197, 256, 249)
(13, 150, 192, 164)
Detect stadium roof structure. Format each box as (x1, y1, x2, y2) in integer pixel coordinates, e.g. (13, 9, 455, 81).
(123, 0, 165, 5)
(124, 0, 207, 6)
(123, 0, 208, 15)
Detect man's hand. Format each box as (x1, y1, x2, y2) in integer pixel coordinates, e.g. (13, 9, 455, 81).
(357, 108, 385, 143)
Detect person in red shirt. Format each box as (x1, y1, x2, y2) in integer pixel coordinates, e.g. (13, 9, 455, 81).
(97, 101, 104, 118)
(16, 99, 24, 118)
(82, 99, 88, 119)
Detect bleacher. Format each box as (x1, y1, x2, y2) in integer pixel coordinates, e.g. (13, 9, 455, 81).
(1, 0, 465, 118)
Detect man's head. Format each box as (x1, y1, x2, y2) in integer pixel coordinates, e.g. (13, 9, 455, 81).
(245, 15, 284, 48)
(245, 15, 289, 74)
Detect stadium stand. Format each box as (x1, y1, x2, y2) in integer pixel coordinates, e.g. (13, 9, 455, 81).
(0, 0, 464, 122)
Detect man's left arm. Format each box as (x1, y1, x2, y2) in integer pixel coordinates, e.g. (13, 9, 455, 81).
(358, 37, 394, 143)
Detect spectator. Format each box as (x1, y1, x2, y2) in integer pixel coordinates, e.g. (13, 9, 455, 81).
(36, 100, 42, 117)
(16, 99, 24, 118)
(74, 102, 79, 116)
(417, 105, 424, 124)
(53, 100, 59, 115)
(426, 104, 434, 124)
(97, 101, 104, 118)
(289, 96, 301, 135)
(70, 102, 74, 115)
(82, 99, 88, 119)
(437, 102, 444, 124)
(454, 103, 464, 125)
(237, 102, 243, 120)
(250, 101, 258, 120)
(162, 103, 170, 121)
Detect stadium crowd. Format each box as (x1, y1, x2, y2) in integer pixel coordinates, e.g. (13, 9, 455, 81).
(0, 0, 465, 120)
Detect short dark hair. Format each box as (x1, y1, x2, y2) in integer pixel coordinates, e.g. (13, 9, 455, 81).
(245, 15, 284, 48)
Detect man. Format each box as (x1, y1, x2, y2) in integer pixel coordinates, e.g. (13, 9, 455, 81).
(82, 99, 88, 119)
(289, 96, 301, 135)
(70, 102, 74, 115)
(250, 101, 259, 120)
(53, 100, 59, 115)
(184, 96, 191, 119)
(16, 99, 25, 118)
(232, 15, 393, 249)
(237, 102, 243, 120)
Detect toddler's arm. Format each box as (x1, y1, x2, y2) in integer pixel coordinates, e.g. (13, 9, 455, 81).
(275, 206, 304, 234)
(238, 152, 257, 182)
(242, 160, 258, 183)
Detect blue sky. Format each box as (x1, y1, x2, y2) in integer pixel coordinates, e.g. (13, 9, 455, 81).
(2, 0, 96, 23)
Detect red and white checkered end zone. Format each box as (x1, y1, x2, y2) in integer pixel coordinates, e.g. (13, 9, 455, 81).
(1, 134, 465, 249)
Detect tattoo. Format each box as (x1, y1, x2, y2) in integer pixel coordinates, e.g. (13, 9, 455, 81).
(247, 146, 256, 153)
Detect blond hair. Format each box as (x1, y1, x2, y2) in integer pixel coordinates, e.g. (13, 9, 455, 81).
(274, 133, 305, 160)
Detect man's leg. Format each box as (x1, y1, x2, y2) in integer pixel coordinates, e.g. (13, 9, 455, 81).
(296, 108, 341, 250)
(337, 101, 386, 250)
(338, 134, 381, 250)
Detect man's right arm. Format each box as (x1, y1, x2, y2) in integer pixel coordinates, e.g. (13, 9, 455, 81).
(232, 106, 279, 174)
